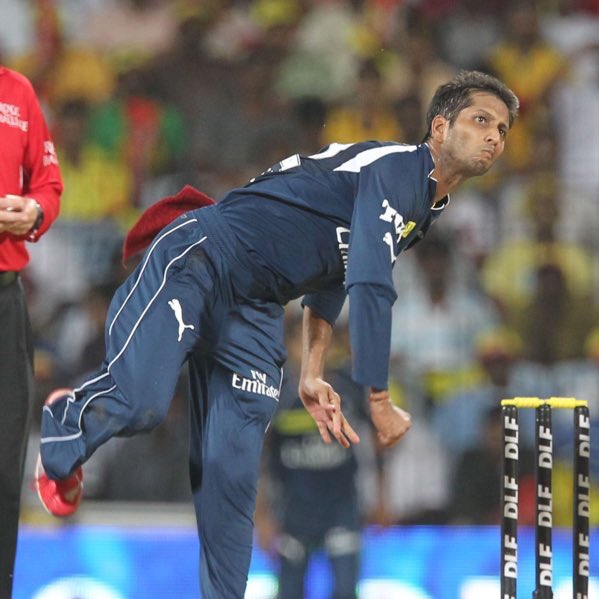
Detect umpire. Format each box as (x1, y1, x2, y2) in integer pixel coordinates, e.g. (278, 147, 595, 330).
(0, 66, 62, 597)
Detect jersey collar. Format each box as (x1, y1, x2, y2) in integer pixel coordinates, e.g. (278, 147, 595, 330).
(422, 143, 450, 210)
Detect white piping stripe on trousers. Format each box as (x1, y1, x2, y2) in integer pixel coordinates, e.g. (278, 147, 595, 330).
(41, 233, 208, 444)
(264, 367, 284, 434)
(276, 366, 283, 402)
(64, 220, 200, 398)
(108, 218, 198, 337)
(104, 235, 208, 368)
(41, 385, 117, 443)
(38, 430, 83, 444)
(61, 391, 76, 424)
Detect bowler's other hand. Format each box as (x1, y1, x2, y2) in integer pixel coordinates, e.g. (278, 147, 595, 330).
(369, 390, 411, 447)
(299, 377, 360, 448)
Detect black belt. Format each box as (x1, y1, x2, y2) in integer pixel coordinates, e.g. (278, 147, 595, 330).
(0, 271, 18, 287)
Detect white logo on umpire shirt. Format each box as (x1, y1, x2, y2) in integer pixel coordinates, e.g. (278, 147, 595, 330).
(168, 299, 195, 341)
(232, 370, 280, 399)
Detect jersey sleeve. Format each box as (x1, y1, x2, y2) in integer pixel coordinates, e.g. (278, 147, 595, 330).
(20, 79, 62, 240)
(345, 156, 417, 389)
(302, 285, 346, 326)
(348, 283, 393, 389)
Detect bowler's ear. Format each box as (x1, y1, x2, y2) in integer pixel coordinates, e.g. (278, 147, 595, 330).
(430, 115, 448, 143)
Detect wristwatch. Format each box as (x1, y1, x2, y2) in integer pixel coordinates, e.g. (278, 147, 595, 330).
(27, 200, 44, 240)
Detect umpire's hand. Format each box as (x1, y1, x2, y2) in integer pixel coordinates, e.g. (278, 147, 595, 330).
(0, 194, 39, 235)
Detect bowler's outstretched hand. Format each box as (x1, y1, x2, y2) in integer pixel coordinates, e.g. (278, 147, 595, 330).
(299, 377, 360, 448)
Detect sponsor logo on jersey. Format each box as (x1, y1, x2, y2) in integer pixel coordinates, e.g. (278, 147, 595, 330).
(336, 226, 350, 272)
(43, 141, 59, 166)
(168, 298, 195, 341)
(232, 369, 280, 399)
(0, 102, 28, 131)
(379, 198, 416, 263)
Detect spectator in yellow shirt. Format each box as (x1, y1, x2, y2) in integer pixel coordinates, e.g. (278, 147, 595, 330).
(485, 1, 567, 172)
(55, 99, 133, 225)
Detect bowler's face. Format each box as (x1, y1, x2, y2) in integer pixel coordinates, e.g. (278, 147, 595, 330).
(443, 92, 510, 177)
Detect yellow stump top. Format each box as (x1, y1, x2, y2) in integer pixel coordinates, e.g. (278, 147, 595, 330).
(501, 397, 588, 409)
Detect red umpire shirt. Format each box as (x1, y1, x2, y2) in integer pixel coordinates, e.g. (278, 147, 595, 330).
(0, 66, 62, 271)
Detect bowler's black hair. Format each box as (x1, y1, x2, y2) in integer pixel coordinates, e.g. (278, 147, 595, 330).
(422, 70, 519, 142)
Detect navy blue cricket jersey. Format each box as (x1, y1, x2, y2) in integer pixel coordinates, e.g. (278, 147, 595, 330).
(217, 141, 449, 390)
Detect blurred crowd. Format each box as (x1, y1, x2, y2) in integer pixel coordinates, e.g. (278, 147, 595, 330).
(5, 0, 599, 529)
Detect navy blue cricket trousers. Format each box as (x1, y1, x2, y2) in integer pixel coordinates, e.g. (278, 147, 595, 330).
(40, 207, 285, 597)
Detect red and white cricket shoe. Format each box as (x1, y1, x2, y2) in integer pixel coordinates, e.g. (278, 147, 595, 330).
(35, 388, 84, 517)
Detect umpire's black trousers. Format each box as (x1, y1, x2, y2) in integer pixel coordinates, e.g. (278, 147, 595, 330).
(0, 276, 34, 599)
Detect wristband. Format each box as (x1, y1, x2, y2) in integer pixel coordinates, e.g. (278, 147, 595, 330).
(28, 200, 44, 240)
(369, 389, 390, 403)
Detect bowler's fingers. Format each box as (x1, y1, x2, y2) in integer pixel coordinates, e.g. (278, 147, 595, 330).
(326, 389, 343, 441)
(312, 387, 335, 444)
(341, 415, 360, 445)
(325, 390, 360, 447)
(316, 420, 332, 444)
